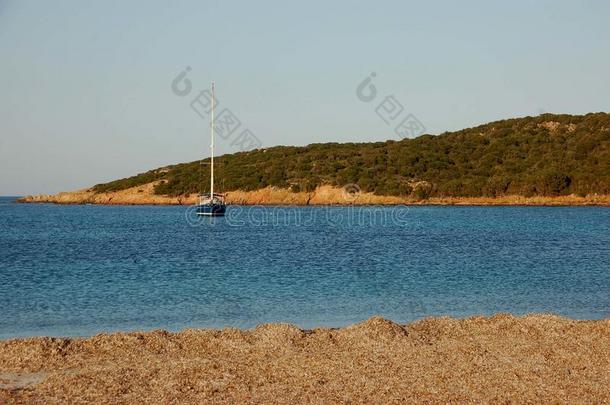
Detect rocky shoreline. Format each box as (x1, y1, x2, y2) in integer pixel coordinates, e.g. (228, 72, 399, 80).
(18, 182, 610, 206)
(1, 314, 609, 403)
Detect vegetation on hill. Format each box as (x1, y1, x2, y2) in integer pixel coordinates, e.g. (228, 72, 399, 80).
(93, 113, 610, 198)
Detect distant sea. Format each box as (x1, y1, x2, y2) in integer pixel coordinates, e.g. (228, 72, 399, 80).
(0, 196, 608, 339)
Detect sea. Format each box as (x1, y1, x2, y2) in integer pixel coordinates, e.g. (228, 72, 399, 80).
(0, 196, 608, 339)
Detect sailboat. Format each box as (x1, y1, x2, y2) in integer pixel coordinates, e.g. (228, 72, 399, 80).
(196, 82, 227, 216)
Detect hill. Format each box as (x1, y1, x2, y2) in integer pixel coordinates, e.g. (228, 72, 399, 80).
(90, 113, 610, 200)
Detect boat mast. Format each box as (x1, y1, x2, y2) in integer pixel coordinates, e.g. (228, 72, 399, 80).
(210, 82, 215, 198)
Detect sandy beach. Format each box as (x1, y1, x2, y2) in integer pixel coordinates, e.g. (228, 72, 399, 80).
(1, 314, 609, 404)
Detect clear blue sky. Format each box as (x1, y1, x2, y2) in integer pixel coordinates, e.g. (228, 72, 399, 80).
(1, 0, 609, 195)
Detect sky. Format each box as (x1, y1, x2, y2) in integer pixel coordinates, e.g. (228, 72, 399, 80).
(1, 0, 609, 195)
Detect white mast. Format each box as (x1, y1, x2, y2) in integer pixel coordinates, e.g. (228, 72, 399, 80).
(210, 82, 215, 199)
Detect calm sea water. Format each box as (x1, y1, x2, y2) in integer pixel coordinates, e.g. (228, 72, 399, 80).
(0, 196, 608, 339)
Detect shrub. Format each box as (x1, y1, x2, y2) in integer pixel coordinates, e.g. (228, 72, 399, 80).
(412, 182, 433, 200)
(91, 113, 610, 198)
(538, 170, 571, 196)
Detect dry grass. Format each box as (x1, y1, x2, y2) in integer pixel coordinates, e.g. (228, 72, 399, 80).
(1, 314, 609, 404)
(18, 183, 610, 206)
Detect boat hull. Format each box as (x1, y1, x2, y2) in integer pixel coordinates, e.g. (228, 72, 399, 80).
(196, 203, 226, 216)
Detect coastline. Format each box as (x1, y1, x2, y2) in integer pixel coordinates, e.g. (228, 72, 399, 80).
(17, 182, 610, 207)
(1, 313, 609, 403)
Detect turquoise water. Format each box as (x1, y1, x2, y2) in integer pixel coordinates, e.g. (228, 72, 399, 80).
(0, 197, 608, 339)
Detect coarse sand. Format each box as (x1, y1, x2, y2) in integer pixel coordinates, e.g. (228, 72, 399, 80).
(1, 313, 609, 404)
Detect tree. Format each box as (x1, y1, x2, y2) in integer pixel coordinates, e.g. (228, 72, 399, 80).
(539, 170, 571, 196)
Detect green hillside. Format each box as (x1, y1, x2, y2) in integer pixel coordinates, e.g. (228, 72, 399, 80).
(94, 113, 610, 198)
